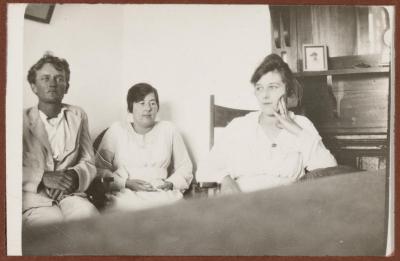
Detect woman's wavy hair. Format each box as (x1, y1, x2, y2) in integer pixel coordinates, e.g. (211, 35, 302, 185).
(27, 53, 70, 89)
(250, 53, 299, 97)
(127, 83, 160, 113)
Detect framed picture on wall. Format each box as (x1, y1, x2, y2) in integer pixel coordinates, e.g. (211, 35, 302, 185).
(303, 44, 328, 71)
(24, 4, 55, 24)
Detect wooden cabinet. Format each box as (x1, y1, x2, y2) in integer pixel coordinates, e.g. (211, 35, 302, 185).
(297, 69, 389, 134)
(269, 6, 298, 71)
(269, 5, 391, 170)
(297, 70, 389, 170)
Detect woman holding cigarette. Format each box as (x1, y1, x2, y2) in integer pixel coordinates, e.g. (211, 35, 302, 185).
(196, 54, 337, 194)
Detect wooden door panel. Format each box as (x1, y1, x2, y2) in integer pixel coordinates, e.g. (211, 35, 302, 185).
(269, 6, 298, 71)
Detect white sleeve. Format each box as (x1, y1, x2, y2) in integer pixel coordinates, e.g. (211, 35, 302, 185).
(165, 126, 194, 191)
(196, 123, 237, 183)
(95, 123, 129, 190)
(70, 111, 96, 192)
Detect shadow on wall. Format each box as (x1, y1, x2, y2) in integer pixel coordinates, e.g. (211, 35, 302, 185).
(181, 134, 197, 175)
(157, 102, 172, 122)
(158, 102, 197, 174)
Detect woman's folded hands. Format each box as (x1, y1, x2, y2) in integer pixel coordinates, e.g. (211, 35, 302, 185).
(126, 179, 158, 191)
(125, 178, 174, 192)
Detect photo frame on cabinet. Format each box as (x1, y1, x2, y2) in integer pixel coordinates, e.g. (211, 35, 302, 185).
(303, 44, 328, 71)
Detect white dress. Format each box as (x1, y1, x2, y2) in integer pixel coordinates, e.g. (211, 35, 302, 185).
(95, 120, 193, 211)
(196, 111, 337, 192)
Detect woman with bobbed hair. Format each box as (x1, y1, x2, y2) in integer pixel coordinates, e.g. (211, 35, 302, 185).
(196, 54, 337, 194)
(95, 83, 193, 211)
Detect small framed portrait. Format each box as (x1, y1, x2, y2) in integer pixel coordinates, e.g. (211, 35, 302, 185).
(302, 44, 328, 71)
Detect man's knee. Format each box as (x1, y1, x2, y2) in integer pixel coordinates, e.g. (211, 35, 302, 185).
(59, 196, 99, 221)
(23, 206, 63, 226)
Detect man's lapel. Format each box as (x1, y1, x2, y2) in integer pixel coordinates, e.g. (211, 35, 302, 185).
(28, 107, 52, 154)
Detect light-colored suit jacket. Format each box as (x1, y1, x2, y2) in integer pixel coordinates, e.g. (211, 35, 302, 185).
(22, 104, 96, 212)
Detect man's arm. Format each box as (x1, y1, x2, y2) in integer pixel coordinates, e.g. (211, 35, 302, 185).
(22, 166, 44, 193)
(69, 111, 96, 192)
(22, 125, 46, 193)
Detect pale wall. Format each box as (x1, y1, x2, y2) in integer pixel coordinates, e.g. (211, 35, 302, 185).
(23, 4, 125, 137)
(23, 4, 271, 168)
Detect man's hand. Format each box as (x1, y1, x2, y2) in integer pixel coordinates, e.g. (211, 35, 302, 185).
(48, 188, 65, 200)
(42, 170, 72, 190)
(64, 169, 79, 194)
(157, 180, 173, 191)
(126, 179, 157, 192)
(42, 169, 79, 194)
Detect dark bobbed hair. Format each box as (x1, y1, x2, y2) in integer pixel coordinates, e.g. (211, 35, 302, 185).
(27, 54, 71, 89)
(250, 53, 295, 96)
(127, 83, 160, 113)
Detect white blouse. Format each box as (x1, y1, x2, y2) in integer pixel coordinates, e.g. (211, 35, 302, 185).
(196, 111, 337, 192)
(95, 120, 193, 191)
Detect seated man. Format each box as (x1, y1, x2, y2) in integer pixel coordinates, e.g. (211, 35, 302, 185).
(23, 53, 98, 226)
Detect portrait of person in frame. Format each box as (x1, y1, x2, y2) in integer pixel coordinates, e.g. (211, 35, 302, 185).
(303, 44, 328, 71)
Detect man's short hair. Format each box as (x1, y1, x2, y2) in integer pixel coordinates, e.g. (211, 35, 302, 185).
(27, 54, 71, 89)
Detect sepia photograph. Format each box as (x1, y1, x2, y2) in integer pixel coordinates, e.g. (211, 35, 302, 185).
(6, 2, 395, 256)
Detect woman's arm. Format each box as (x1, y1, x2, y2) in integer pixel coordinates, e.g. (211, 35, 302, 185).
(273, 97, 337, 171)
(165, 126, 193, 191)
(95, 124, 129, 191)
(196, 122, 238, 184)
(294, 117, 338, 171)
